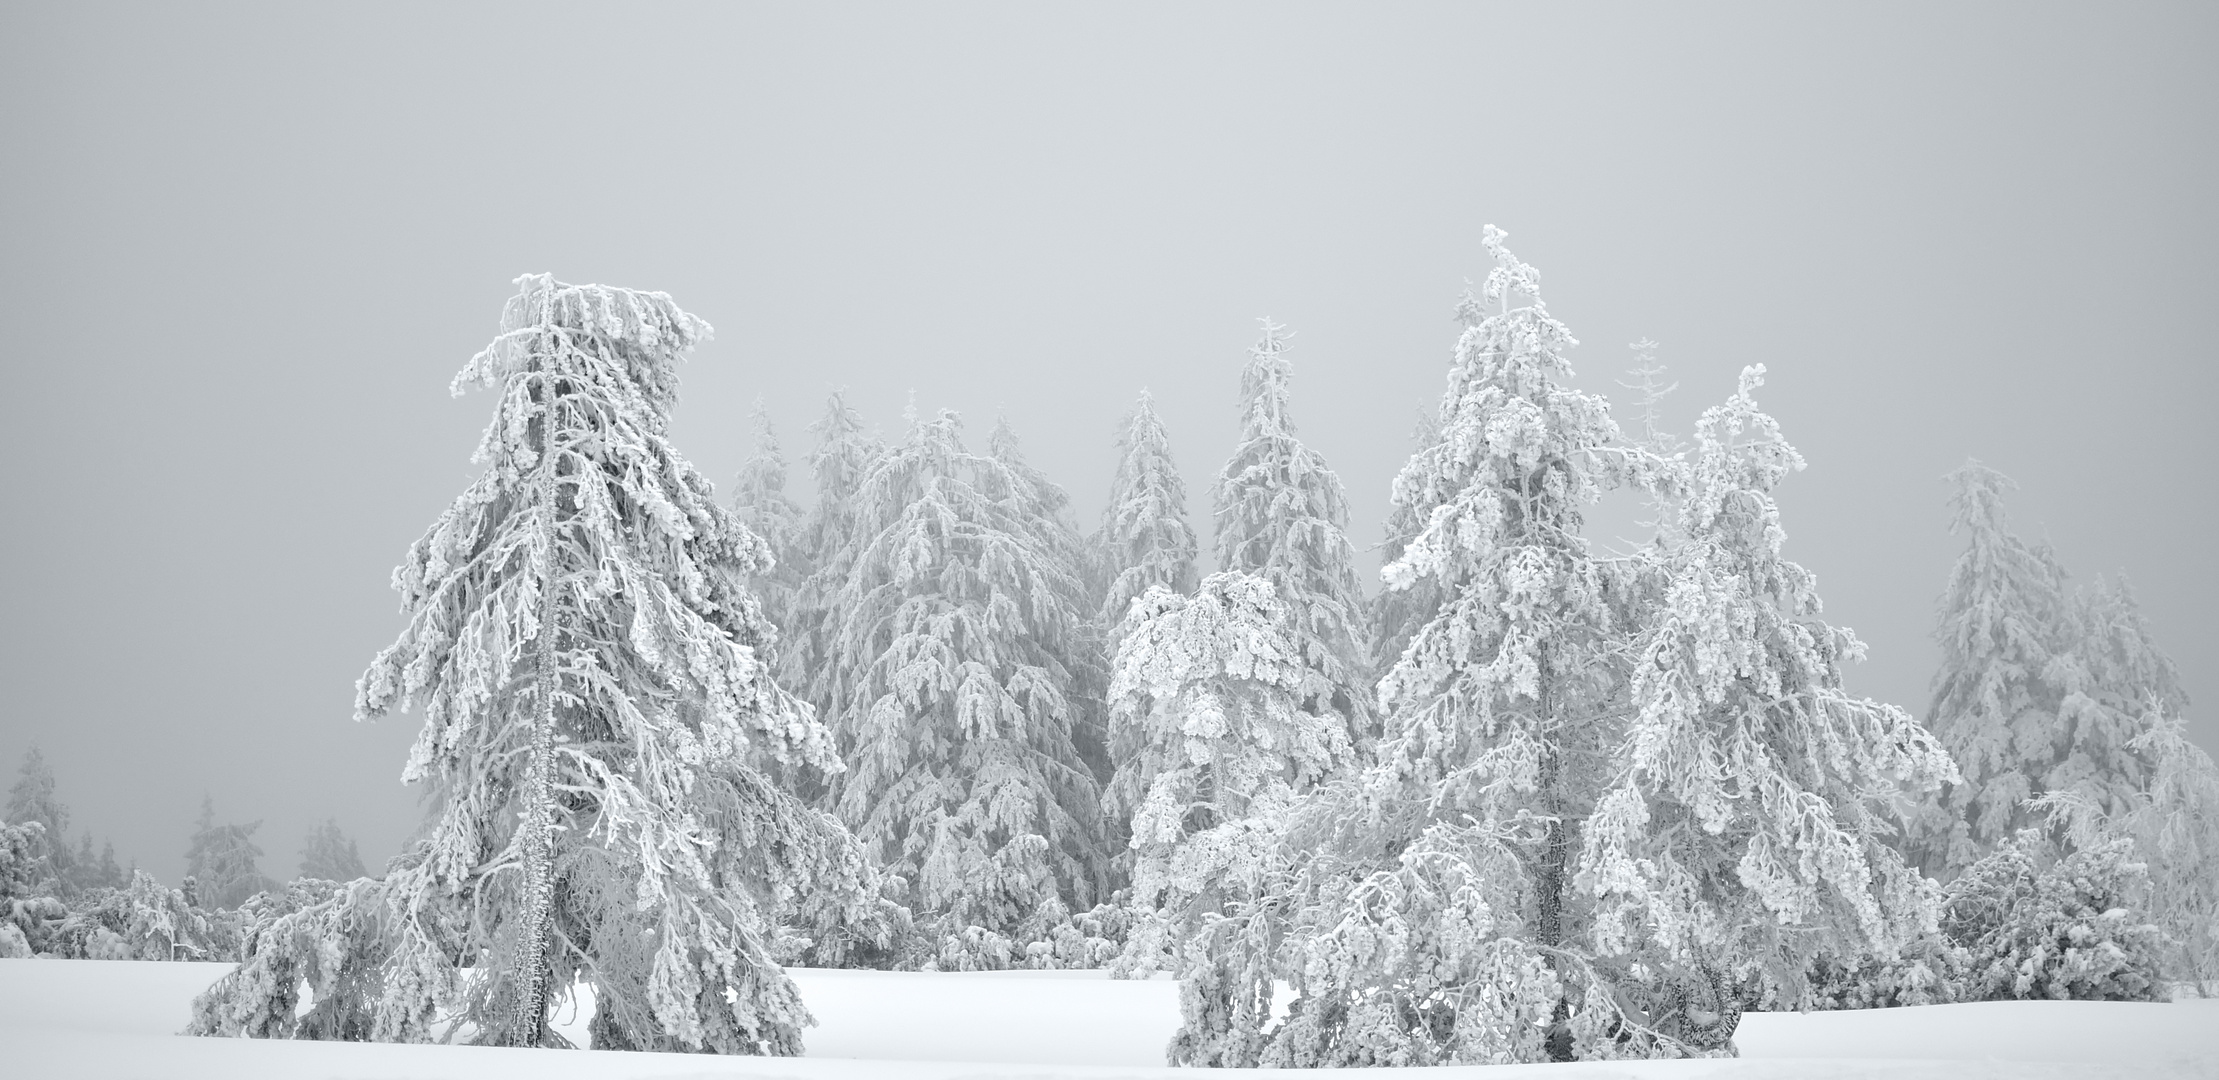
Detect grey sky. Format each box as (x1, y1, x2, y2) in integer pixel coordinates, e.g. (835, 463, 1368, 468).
(2, 2, 2212, 883)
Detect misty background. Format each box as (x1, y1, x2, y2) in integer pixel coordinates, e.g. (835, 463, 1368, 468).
(1, 2, 2212, 884)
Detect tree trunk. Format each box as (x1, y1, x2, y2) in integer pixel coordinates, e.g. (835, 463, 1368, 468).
(1534, 642, 1573, 1061)
(502, 376, 563, 1047)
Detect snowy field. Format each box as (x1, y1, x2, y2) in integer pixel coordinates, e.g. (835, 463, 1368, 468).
(3, 959, 2214, 1080)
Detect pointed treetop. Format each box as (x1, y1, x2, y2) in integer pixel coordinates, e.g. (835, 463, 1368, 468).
(1236, 318, 1297, 440)
(748, 396, 782, 457)
(1946, 458, 2020, 536)
(1618, 338, 1683, 456)
(1685, 364, 1805, 536)
(734, 396, 794, 503)
(990, 413, 1021, 458)
(807, 389, 882, 507)
(2076, 573, 2188, 710)
(450, 273, 711, 418)
(1481, 224, 1544, 309)
(1453, 278, 1490, 329)
(1100, 388, 1201, 633)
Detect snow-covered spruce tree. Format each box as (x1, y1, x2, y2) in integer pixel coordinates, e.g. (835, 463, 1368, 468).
(1578, 366, 1957, 1036)
(49, 868, 214, 961)
(1612, 339, 1690, 549)
(66, 833, 127, 892)
(1096, 392, 1204, 873)
(299, 818, 369, 882)
(184, 797, 276, 910)
(2043, 574, 2187, 820)
(55, 829, 128, 898)
(730, 398, 809, 643)
(782, 391, 886, 766)
(1211, 319, 1373, 749)
(1107, 572, 1355, 974)
(1097, 390, 1201, 645)
(1907, 461, 2077, 879)
(188, 275, 877, 1052)
(2014, 696, 2219, 996)
(2123, 707, 2219, 992)
(990, 417, 1114, 785)
(1939, 823, 2167, 1002)
(1369, 405, 1446, 690)
(1170, 226, 1638, 1067)
(818, 409, 1107, 967)
(5, 746, 69, 886)
(1369, 292, 1498, 688)
(0, 818, 62, 957)
(1615, 339, 1684, 459)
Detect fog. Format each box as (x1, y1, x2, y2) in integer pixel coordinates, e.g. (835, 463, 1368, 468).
(2, 2, 2211, 882)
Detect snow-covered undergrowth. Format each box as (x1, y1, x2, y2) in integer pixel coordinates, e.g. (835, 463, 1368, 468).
(3, 959, 2215, 1080)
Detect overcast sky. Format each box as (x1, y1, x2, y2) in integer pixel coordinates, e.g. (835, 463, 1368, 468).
(2, 2, 2212, 883)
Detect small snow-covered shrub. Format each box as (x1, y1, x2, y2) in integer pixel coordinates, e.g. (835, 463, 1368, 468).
(1804, 932, 1968, 1010)
(45, 870, 215, 960)
(1027, 897, 1135, 970)
(910, 896, 1134, 972)
(1, 818, 67, 955)
(0, 820, 61, 953)
(1941, 830, 2167, 1002)
(186, 876, 408, 1041)
(0, 819, 48, 896)
(0, 920, 31, 958)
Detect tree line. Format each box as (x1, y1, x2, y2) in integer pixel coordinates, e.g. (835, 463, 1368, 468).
(2, 228, 2211, 1063)
(1, 751, 368, 957)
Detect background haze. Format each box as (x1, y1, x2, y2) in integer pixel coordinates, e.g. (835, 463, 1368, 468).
(2, 1, 2212, 882)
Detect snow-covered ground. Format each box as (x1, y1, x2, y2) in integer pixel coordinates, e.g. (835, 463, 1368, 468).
(2, 959, 2214, 1079)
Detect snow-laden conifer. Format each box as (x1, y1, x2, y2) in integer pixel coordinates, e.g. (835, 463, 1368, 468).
(1615, 339, 1683, 458)
(299, 819, 369, 882)
(1908, 461, 2076, 878)
(1211, 320, 1372, 746)
(184, 797, 275, 910)
(72, 837, 127, 892)
(1368, 405, 1445, 687)
(188, 275, 877, 1052)
(1106, 572, 1355, 974)
(0, 818, 59, 956)
(5, 747, 68, 883)
(2121, 708, 2219, 991)
(818, 409, 1107, 963)
(1578, 366, 1957, 1023)
(1939, 825, 2167, 1002)
(1613, 339, 1689, 547)
(1366, 280, 1510, 690)
(1098, 390, 1200, 643)
(48, 869, 214, 961)
(2043, 575, 2187, 819)
(783, 392, 886, 753)
(2013, 694, 2219, 996)
(730, 398, 808, 643)
(1169, 226, 1640, 1066)
(991, 417, 1114, 784)
(1096, 393, 1203, 868)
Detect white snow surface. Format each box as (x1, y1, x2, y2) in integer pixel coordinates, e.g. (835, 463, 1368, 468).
(3, 959, 2215, 1079)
